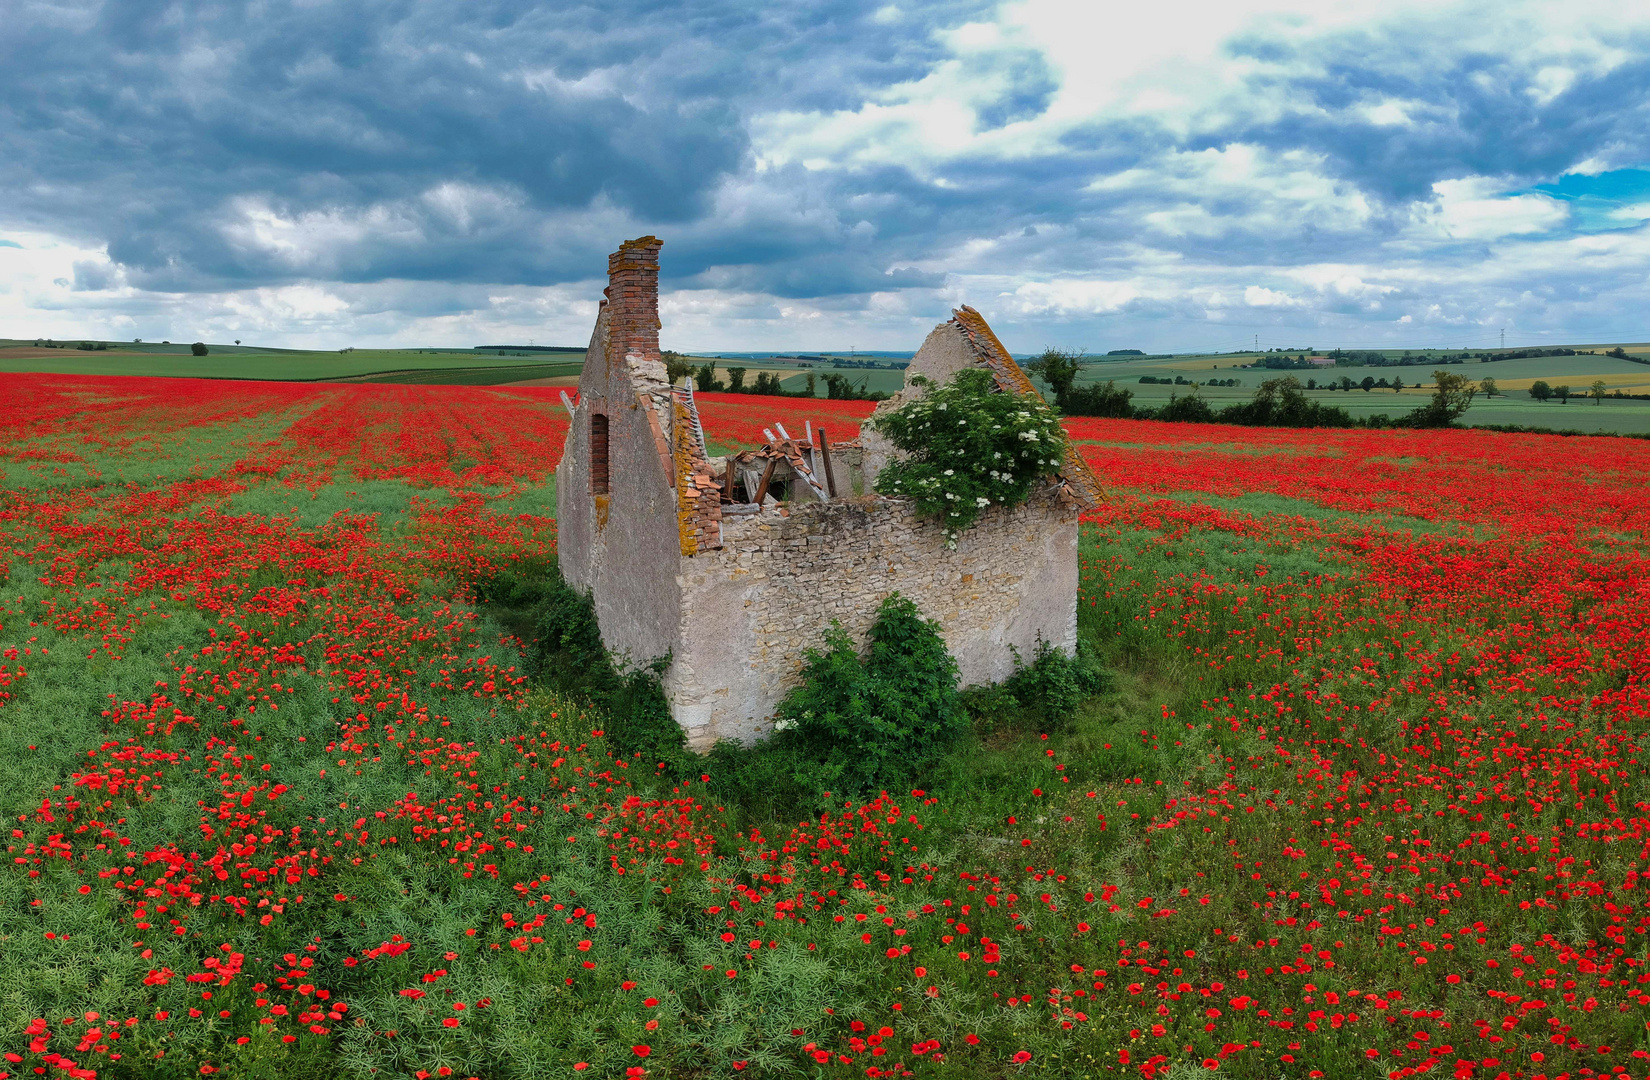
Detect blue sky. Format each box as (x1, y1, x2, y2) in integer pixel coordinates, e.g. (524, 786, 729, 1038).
(2, 0, 1649, 353)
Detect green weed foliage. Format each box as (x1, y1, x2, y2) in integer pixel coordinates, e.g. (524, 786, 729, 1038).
(1000, 638, 1110, 730)
(720, 595, 966, 806)
(478, 559, 688, 769)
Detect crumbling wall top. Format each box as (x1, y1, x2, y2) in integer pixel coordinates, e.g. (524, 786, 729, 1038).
(858, 305, 1105, 512)
(951, 304, 1040, 398)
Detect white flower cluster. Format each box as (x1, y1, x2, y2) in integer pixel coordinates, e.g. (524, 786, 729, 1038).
(870, 367, 1068, 548)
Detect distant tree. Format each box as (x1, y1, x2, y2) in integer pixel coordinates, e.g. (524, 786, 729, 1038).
(1157, 392, 1215, 423)
(132, 338, 141, 343)
(1555, 384, 1571, 404)
(1339, 376, 1357, 391)
(726, 367, 747, 392)
(662, 351, 696, 383)
(751, 371, 785, 395)
(1529, 380, 1553, 402)
(1404, 369, 1478, 427)
(234, 339, 241, 346)
(1608, 346, 1630, 359)
(1305, 378, 1317, 389)
(1478, 376, 1496, 397)
(1375, 377, 1390, 389)
(694, 362, 724, 393)
(1392, 375, 1406, 392)
(1360, 376, 1376, 392)
(1221, 376, 1354, 428)
(1059, 379, 1135, 418)
(1025, 347, 1084, 408)
(823, 373, 885, 401)
(1590, 378, 1608, 405)
(190, 342, 208, 356)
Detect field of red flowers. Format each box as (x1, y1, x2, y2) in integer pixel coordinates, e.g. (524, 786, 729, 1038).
(1, 372, 1647, 1080)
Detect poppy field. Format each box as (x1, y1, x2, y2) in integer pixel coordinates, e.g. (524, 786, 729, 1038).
(1, 372, 1648, 1080)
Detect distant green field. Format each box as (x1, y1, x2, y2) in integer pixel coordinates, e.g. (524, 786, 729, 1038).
(1061, 349, 1650, 434)
(689, 357, 908, 398)
(0, 343, 584, 383)
(327, 362, 582, 386)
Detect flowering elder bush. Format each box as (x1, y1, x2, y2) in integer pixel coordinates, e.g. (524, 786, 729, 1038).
(872, 370, 1067, 544)
(3, 374, 1650, 1079)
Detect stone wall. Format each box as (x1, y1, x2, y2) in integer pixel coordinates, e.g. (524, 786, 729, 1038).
(664, 493, 1079, 749)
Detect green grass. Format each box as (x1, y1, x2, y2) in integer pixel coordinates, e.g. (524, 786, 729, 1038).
(3, 401, 1643, 1078)
(224, 479, 461, 532)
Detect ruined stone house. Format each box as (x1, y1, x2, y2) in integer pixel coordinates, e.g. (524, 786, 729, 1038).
(556, 237, 1102, 750)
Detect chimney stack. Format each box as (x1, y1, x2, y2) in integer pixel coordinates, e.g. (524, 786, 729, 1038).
(604, 236, 663, 371)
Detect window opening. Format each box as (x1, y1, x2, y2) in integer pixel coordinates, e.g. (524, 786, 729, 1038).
(590, 413, 610, 494)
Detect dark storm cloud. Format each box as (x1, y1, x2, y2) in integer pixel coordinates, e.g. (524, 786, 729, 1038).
(3, 0, 1649, 340)
(1223, 26, 1650, 201)
(0, 0, 991, 289)
(71, 259, 117, 291)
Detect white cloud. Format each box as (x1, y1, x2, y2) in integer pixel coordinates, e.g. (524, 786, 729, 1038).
(1361, 101, 1413, 127)
(1607, 202, 1650, 224)
(1414, 178, 1569, 240)
(1006, 279, 1140, 316)
(1244, 285, 1301, 308)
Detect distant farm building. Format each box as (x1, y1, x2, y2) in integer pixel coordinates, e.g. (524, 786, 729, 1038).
(556, 237, 1101, 748)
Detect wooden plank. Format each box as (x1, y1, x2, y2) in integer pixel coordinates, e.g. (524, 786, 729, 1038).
(817, 428, 837, 498)
(751, 457, 780, 505)
(681, 380, 708, 453)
